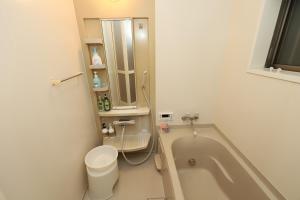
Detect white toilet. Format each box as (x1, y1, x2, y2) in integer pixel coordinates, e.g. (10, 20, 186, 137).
(85, 145, 119, 200)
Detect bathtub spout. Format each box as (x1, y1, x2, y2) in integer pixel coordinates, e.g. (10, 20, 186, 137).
(193, 130, 198, 137)
(181, 113, 199, 137)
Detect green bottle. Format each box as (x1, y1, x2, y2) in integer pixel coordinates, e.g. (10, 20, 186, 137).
(98, 96, 104, 112)
(103, 94, 111, 111)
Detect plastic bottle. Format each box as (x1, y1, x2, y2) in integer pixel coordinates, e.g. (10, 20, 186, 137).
(108, 123, 114, 134)
(93, 71, 101, 88)
(103, 94, 111, 111)
(92, 48, 102, 66)
(102, 123, 108, 135)
(98, 96, 104, 111)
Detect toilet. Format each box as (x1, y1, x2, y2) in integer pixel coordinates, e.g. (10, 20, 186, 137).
(85, 145, 119, 200)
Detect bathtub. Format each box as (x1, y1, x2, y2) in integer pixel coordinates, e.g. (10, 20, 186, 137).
(158, 126, 283, 200)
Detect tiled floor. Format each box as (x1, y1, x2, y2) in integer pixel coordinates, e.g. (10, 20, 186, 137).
(84, 153, 165, 200)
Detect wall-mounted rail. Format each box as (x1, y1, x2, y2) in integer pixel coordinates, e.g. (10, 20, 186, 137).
(51, 72, 83, 86)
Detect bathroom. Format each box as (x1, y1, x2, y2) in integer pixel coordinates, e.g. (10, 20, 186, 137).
(0, 0, 299, 200)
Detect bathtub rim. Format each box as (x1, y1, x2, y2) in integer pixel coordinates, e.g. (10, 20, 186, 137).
(158, 125, 285, 200)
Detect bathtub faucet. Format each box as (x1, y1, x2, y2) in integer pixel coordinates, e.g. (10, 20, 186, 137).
(182, 113, 199, 137)
(181, 113, 199, 125)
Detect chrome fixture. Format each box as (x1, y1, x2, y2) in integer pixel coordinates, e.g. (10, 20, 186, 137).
(181, 113, 199, 126)
(182, 113, 199, 137)
(113, 120, 136, 126)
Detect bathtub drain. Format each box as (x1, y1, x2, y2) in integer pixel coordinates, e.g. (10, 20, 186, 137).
(188, 158, 196, 166)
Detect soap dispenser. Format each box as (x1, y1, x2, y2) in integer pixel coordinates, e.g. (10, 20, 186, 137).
(93, 71, 101, 88)
(92, 47, 102, 66)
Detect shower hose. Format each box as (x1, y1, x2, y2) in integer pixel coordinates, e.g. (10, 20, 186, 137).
(120, 83, 156, 166)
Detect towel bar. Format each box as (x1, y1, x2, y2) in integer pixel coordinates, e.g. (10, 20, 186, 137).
(51, 72, 83, 86)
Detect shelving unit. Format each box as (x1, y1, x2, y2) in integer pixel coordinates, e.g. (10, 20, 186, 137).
(82, 18, 152, 154)
(82, 20, 114, 145)
(89, 64, 106, 70)
(84, 38, 103, 44)
(93, 86, 109, 92)
(103, 133, 151, 152)
(99, 107, 150, 117)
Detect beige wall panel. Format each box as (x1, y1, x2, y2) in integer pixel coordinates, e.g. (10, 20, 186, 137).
(0, 0, 99, 200)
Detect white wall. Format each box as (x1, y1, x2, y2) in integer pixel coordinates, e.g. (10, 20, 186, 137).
(156, 0, 299, 199)
(155, 0, 232, 124)
(0, 1, 98, 200)
(215, 1, 300, 199)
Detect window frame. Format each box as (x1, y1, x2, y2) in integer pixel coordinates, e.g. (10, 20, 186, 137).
(265, 0, 300, 72)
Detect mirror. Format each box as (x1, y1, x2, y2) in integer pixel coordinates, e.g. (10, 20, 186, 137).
(102, 19, 137, 108)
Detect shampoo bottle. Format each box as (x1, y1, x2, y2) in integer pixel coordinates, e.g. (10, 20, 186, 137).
(93, 71, 101, 88)
(103, 94, 111, 111)
(98, 96, 104, 111)
(92, 48, 102, 66)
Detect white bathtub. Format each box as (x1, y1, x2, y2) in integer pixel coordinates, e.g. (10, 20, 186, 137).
(158, 126, 284, 200)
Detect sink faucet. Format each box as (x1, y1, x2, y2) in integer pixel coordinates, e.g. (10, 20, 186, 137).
(181, 113, 199, 137)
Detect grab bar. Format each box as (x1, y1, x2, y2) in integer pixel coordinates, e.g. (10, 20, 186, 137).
(51, 72, 83, 86)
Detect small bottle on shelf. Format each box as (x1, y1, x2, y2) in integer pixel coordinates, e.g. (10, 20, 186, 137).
(103, 94, 111, 111)
(92, 47, 103, 66)
(93, 71, 101, 88)
(102, 123, 108, 135)
(98, 96, 104, 112)
(108, 123, 114, 135)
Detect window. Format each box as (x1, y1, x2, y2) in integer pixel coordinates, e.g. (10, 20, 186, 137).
(266, 0, 300, 72)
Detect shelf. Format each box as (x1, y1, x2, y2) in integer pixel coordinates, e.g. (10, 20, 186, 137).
(84, 38, 103, 44)
(103, 133, 151, 152)
(89, 64, 106, 70)
(99, 107, 150, 117)
(93, 86, 109, 92)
